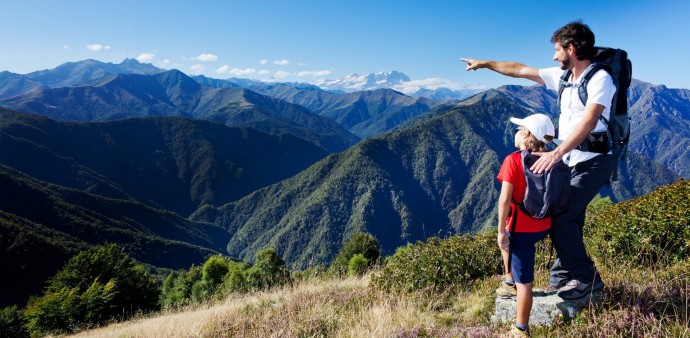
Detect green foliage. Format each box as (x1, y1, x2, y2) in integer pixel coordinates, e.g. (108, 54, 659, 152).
(160, 266, 203, 308)
(23, 243, 160, 336)
(161, 249, 290, 308)
(330, 232, 381, 276)
(0, 306, 29, 338)
(347, 254, 369, 276)
(246, 248, 291, 291)
(203, 255, 231, 286)
(372, 232, 501, 294)
(587, 179, 690, 267)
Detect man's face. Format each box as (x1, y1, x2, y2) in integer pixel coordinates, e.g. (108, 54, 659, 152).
(553, 43, 571, 70)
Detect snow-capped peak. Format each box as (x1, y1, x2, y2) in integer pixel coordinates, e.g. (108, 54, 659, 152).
(314, 71, 411, 92)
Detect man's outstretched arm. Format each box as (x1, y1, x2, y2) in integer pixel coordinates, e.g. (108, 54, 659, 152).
(460, 58, 544, 84)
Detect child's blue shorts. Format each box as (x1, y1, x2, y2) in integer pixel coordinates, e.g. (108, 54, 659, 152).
(509, 230, 549, 284)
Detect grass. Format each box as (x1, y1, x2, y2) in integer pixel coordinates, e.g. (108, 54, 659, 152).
(62, 259, 689, 338)
(63, 273, 495, 338)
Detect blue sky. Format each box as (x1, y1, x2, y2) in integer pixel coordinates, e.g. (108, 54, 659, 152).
(1, 0, 688, 89)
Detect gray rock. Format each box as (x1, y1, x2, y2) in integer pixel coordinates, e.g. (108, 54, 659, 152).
(491, 289, 601, 326)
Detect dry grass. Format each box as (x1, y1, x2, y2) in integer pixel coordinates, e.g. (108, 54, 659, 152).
(63, 260, 689, 338)
(65, 273, 469, 338)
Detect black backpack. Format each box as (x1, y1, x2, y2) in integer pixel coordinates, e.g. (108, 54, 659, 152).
(557, 47, 632, 181)
(510, 150, 571, 226)
(518, 150, 571, 219)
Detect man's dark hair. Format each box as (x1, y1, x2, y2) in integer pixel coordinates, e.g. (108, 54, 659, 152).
(551, 20, 596, 60)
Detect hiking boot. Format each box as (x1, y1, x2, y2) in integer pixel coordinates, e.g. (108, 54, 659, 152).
(507, 324, 530, 337)
(557, 279, 605, 300)
(543, 281, 567, 293)
(496, 281, 517, 298)
(533, 283, 562, 296)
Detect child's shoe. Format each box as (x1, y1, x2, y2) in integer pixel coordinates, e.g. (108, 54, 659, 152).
(508, 324, 530, 337)
(496, 280, 517, 298)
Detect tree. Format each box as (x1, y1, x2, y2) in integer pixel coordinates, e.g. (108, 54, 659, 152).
(246, 248, 290, 291)
(0, 306, 29, 338)
(330, 232, 381, 276)
(24, 243, 159, 336)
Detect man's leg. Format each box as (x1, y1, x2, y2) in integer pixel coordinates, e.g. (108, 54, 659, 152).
(549, 155, 612, 287)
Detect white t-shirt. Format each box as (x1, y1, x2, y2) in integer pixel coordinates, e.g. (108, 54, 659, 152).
(539, 66, 615, 167)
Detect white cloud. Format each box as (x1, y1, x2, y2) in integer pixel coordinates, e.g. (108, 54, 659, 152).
(229, 68, 257, 77)
(297, 70, 332, 77)
(63, 45, 70, 49)
(260, 59, 268, 65)
(273, 70, 291, 79)
(136, 53, 155, 63)
(274, 59, 290, 66)
(194, 53, 219, 62)
(258, 69, 270, 75)
(189, 64, 205, 74)
(86, 44, 111, 51)
(216, 65, 231, 74)
(157, 59, 172, 68)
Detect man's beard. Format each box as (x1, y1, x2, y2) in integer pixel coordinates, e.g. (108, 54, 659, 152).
(559, 57, 571, 70)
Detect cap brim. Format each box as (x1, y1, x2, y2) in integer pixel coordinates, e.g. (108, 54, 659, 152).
(509, 117, 524, 125)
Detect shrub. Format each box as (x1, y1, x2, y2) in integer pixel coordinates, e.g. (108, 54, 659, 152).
(0, 306, 29, 338)
(202, 255, 230, 286)
(246, 248, 290, 291)
(161, 266, 202, 308)
(372, 231, 501, 294)
(586, 179, 690, 267)
(348, 254, 369, 276)
(330, 232, 381, 276)
(23, 243, 159, 336)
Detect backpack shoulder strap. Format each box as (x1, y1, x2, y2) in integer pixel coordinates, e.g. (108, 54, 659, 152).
(577, 63, 610, 105)
(575, 63, 613, 127)
(556, 70, 571, 110)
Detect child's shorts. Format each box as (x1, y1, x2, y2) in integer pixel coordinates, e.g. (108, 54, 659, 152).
(508, 230, 549, 284)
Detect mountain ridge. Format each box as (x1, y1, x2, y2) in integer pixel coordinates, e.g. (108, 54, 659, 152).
(0, 70, 359, 152)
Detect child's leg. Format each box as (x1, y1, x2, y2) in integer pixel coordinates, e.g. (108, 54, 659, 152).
(515, 282, 533, 327)
(510, 230, 548, 330)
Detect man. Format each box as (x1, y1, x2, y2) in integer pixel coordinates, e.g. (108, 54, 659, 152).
(461, 21, 613, 301)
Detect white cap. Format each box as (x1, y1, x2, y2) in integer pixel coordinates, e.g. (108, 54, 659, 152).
(509, 114, 555, 144)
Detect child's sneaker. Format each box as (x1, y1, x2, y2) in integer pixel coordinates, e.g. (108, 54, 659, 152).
(496, 280, 517, 298)
(508, 324, 530, 337)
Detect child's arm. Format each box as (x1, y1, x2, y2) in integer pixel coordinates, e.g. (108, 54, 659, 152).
(497, 181, 514, 250)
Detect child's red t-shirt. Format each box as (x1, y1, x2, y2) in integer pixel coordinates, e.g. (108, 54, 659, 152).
(497, 152, 551, 233)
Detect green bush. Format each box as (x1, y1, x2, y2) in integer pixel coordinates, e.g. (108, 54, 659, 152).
(330, 232, 381, 276)
(348, 254, 369, 276)
(246, 248, 290, 291)
(23, 243, 159, 336)
(0, 306, 29, 338)
(160, 266, 202, 308)
(587, 179, 690, 267)
(372, 232, 501, 294)
(203, 255, 230, 286)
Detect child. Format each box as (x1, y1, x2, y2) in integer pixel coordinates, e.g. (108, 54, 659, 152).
(496, 113, 555, 337)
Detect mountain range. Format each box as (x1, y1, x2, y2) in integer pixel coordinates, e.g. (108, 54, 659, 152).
(0, 58, 162, 99)
(313, 71, 484, 100)
(0, 108, 328, 216)
(1, 58, 688, 306)
(0, 69, 359, 152)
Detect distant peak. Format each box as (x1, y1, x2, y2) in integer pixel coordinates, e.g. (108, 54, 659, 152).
(121, 58, 140, 64)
